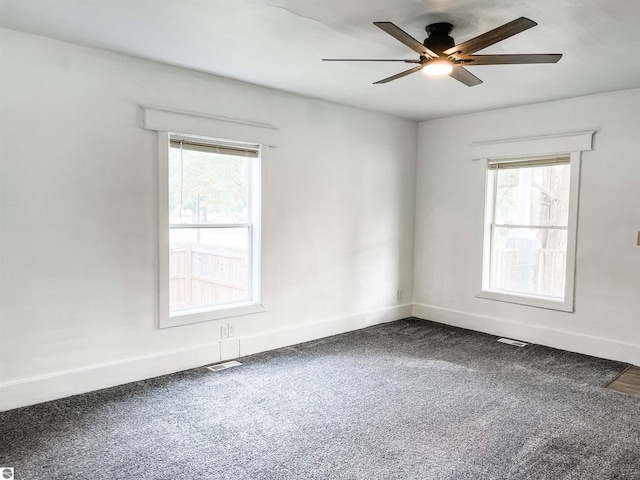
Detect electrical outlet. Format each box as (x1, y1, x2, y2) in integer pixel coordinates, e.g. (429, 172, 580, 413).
(397, 289, 403, 300)
(228, 323, 236, 337)
(221, 323, 229, 339)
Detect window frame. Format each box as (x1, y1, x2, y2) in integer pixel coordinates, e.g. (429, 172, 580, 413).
(157, 131, 265, 328)
(473, 131, 594, 313)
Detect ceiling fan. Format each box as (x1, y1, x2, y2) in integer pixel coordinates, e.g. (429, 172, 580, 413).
(323, 17, 562, 86)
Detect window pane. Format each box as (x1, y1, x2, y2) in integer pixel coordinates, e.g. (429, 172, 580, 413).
(494, 164, 571, 227)
(169, 227, 249, 312)
(490, 227, 567, 299)
(169, 145, 249, 224)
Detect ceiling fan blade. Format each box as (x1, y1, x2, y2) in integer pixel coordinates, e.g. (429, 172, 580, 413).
(322, 59, 421, 63)
(443, 17, 537, 57)
(374, 22, 438, 58)
(449, 66, 483, 87)
(457, 54, 562, 65)
(373, 65, 423, 84)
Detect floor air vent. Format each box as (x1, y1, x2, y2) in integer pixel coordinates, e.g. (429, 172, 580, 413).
(497, 338, 528, 347)
(206, 360, 243, 372)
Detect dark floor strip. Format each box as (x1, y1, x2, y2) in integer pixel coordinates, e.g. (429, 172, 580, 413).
(607, 365, 640, 397)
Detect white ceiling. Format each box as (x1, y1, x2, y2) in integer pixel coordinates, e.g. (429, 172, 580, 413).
(2, 0, 640, 121)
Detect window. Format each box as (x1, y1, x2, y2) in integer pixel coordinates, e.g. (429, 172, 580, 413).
(474, 131, 594, 312)
(158, 132, 264, 328)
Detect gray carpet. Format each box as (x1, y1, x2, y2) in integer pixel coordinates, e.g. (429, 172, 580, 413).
(1, 318, 639, 480)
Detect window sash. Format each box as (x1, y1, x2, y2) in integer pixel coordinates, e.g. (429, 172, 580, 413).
(159, 131, 264, 328)
(169, 225, 253, 314)
(168, 135, 256, 313)
(168, 138, 255, 227)
(488, 225, 568, 299)
(490, 159, 571, 228)
(488, 164, 570, 298)
(479, 150, 581, 312)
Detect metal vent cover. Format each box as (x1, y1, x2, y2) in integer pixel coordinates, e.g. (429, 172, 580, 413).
(206, 360, 243, 372)
(497, 338, 528, 347)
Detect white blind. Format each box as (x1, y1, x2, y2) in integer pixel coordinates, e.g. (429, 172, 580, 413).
(170, 138, 259, 158)
(488, 154, 570, 170)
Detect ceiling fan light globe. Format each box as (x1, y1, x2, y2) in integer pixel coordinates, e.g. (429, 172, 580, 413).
(422, 60, 453, 76)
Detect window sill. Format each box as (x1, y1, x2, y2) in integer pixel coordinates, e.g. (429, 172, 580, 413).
(160, 302, 266, 329)
(477, 290, 574, 313)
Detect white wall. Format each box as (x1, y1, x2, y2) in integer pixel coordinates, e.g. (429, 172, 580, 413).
(3, 26, 637, 412)
(414, 89, 640, 365)
(0, 28, 417, 410)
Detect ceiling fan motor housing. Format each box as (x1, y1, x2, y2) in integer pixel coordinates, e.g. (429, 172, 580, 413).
(424, 23, 455, 55)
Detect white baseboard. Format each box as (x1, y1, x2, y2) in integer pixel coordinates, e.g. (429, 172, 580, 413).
(240, 304, 413, 357)
(0, 304, 412, 411)
(10, 301, 630, 412)
(220, 338, 240, 361)
(0, 343, 221, 412)
(413, 302, 640, 365)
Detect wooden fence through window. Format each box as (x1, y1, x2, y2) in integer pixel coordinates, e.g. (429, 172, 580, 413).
(169, 243, 247, 308)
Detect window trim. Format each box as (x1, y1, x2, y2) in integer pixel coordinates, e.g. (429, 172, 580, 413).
(474, 131, 594, 312)
(157, 131, 265, 329)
